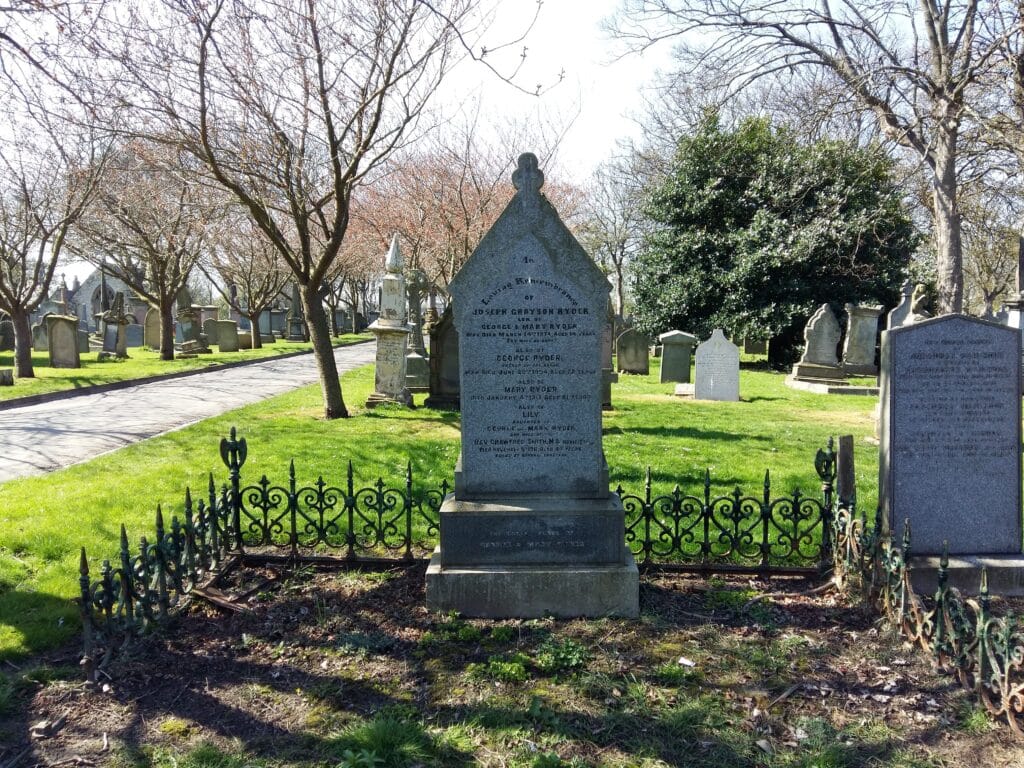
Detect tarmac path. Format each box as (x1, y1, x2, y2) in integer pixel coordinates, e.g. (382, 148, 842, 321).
(0, 342, 376, 483)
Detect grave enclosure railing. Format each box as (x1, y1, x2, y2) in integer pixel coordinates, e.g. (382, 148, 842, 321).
(78, 427, 836, 679)
(832, 498, 1024, 734)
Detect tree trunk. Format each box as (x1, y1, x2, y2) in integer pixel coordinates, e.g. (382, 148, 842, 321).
(11, 309, 34, 378)
(247, 312, 262, 349)
(614, 263, 626, 317)
(932, 141, 964, 315)
(160, 301, 175, 361)
(301, 282, 347, 418)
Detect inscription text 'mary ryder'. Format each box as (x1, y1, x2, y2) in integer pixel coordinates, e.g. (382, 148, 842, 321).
(425, 153, 639, 618)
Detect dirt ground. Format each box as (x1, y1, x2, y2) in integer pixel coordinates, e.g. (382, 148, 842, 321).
(5, 566, 1024, 768)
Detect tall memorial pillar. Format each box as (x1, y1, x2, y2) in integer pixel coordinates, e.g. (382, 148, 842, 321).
(365, 235, 413, 408)
(425, 154, 639, 618)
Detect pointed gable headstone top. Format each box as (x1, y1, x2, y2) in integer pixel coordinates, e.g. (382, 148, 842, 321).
(385, 233, 403, 274)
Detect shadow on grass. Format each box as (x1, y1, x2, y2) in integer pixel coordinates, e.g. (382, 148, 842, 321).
(606, 425, 771, 443)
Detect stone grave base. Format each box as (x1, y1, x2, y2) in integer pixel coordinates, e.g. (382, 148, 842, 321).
(789, 362, 846, 382)
(426, 546, 639, 618)
(97, 351, 127, 361)
(784, 375, 879, 396)
(365, 389, 413, 408)
(673, 383, 694, 398)
(908, 554, 1024, 597)
(841, 363, 878, 377)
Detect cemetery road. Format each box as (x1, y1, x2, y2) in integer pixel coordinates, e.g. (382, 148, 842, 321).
(0, 342, 376, 482)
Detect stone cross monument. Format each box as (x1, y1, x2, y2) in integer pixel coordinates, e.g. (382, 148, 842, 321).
(365, 234, 413, 408)
(425, 153, 639, 618)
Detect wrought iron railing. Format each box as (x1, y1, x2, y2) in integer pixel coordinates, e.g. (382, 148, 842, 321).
(831, 496, 1024, 734)
(78, 427, 836, 680)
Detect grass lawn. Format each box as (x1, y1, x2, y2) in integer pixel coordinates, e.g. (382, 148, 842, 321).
(0, 357, 879, 662)
(0, 333, 373, 402)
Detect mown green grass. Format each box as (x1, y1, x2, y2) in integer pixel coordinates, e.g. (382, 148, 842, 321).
(0, 357, 878, 660)
(0, 333, 372, 401)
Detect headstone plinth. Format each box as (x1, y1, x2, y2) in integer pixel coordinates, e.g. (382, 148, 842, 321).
(426, 153, 638, 618)
(658, 330, 698, 384)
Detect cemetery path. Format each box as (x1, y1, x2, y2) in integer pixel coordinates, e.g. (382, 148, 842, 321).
(0, 342, 376, 482)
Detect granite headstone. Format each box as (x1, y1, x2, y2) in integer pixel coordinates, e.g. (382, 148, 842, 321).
(791, 303, 844, 381)
(45, 315, 80, 369)
(658, 330, 698, 383)
(694, 329, 739, 401)
(879, 315, 1021, 554)
(615, 327, 649, 375)
(216, 320, 239, 352)
(144, 308, 161, 350)
(841, 304, 882, 376)
(426, 152, 638, 618)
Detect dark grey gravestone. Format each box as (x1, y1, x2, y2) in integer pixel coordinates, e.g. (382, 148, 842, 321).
(101, 322, 119, 353)
(879, 315, 1021, 554)
(0, 320, 14, 351)
(658, 330, 697, 383)
(836, 434, 856, 508)
(77, 329, 90, 353)
(427, 153, 638, 618)
(124, 323, 144, 348)
(615, 327, 649, 375)
(424, 305, 460, 410)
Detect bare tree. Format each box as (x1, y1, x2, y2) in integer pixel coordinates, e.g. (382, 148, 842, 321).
(0, 77, 107, 377)
(610, 0, 1014, 314)
(202, 212, 291, 349)
(576, 158, 646, 316)
(83, 0, 504, 418)
(74, 139, 215, 360)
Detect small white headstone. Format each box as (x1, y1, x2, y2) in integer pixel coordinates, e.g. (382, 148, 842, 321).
(694, 329, 739, 401)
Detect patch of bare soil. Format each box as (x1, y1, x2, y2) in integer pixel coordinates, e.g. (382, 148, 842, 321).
(6, 567, 1024, 767)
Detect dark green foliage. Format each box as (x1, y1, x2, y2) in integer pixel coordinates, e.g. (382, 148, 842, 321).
(633, 114, 918, 365)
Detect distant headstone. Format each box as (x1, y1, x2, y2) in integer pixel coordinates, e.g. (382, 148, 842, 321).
(101, 322, 119, 354)
(0, 368, 12, 386)
(887, 280, 914, 330)
(203, 317, 220, 346)
(0, 320, 14, 351)
(286, 283, 306, 341)
(841, 304, 882, 376)
(879, 315, 1021, 554)
(424, 305, 460, 410)
(791, 304, 844, 381)
(365, 235, 413, 408)
(144, 308, 161, 350)
(237, 331, 253, 349)
(215, 320, 239, 352)
(77, 329, 90, 353)
(743, 338, 767, 355)
(658, 330, 698, 384)
(615, 328, 649, 374)
(31, 321, 48, 352)
(694, 329, 740, 401)
(426, 152, 638, 618)
(45, 315, 80, 369)
(124, 323, 144, 348)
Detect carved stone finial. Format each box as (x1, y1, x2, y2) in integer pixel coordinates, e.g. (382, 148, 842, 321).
(385, 233, 403, 274)
(512, 153, 544, 197)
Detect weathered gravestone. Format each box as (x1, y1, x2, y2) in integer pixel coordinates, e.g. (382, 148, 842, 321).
(615, 327, 649, 374)
(790, 303, 844, 381)
(879, 315, 1022, 556)
(237, 331, 253, 349)
(31, 321, 48, 352)
(216, 320, 239, 352)
(143, 308, 161, 350)
(0, 368, 12, 386)
(203, 317, 220, 346)
(658, 330, 698, 384)
(841, 304, 882, 376)
(694, 329, 739, 401)
(886, 280, 915, 330)
(424, 305, 460, 410)
(743, 338, 767, 355)
(77, 329, 90, 353)
(365, 235, 413, 408)
(426, 153, 639, 618)
(45, 315, 80, 369)
(125, 323, 144, 348)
